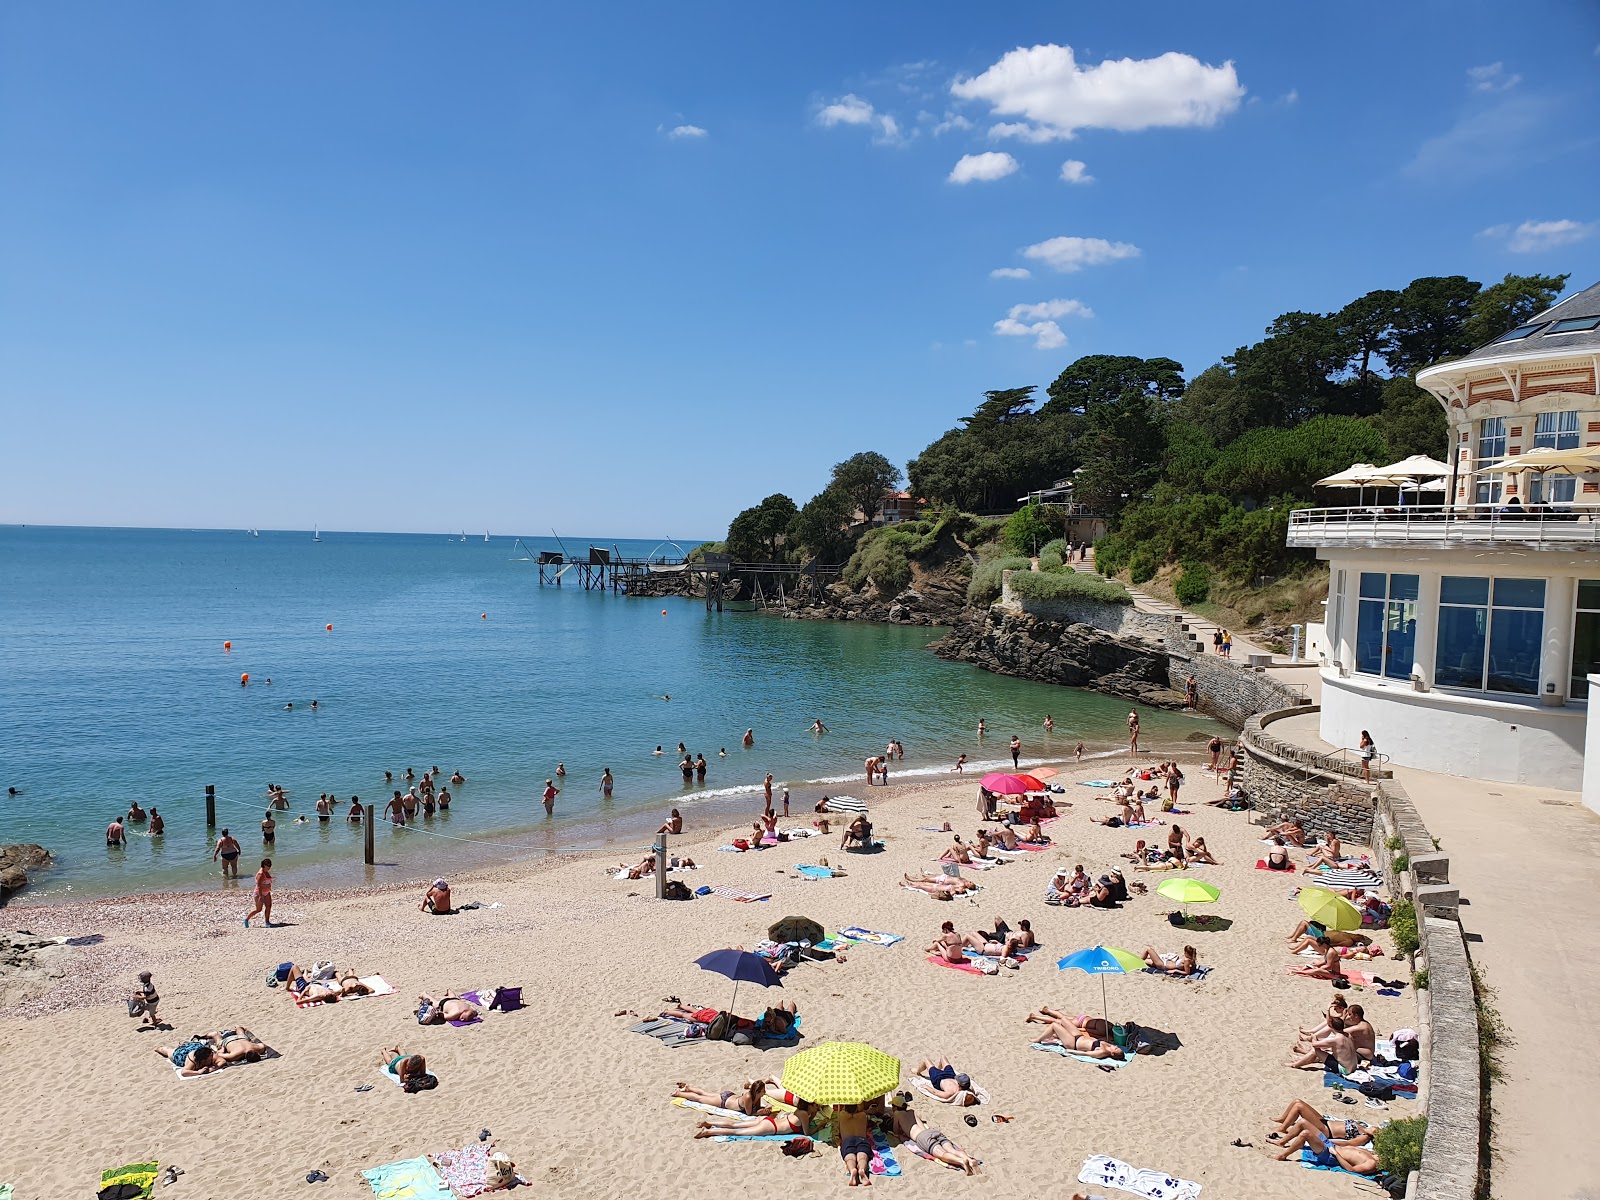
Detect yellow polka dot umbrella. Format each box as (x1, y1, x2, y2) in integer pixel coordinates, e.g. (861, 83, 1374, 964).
(780, 1041, 902, 1106)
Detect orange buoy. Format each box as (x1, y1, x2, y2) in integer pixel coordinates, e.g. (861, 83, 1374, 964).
(661, 609, 668, 616)
(223, 641, 232, 651)
(325, 623, 333, 631)
(481, 613, 487, 619)
(241, 672, 249, 685)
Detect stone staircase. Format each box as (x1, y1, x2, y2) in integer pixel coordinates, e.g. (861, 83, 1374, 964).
(1074, 560, 1271, 664)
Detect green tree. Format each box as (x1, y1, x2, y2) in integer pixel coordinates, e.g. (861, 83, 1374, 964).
(1003, 504, 1056, 554)
(726, 493, 798, 561)
(1171, 364, 1257, 446)
(787, 487, 855, 562)
(1227, 311, 1350, 425)
(1386, 276, 1481, 376)
(1371, 376, 1448, 460)
(1334, 289, 1400, 415)
(1041, 354, 1185, 417)
(1072, 388, 1169, 518)
(831, 451, 902, 526)
(1463, 272, 1570, 348)
(907, 387, 1066, 512)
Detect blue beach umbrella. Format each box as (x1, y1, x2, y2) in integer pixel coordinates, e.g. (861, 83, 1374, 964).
(1056, 945, 1144, 1025)
(694, 948, 783, 1016)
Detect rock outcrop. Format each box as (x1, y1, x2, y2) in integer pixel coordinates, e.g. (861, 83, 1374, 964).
(932, 607, 1186, 708)
(0, 844, 53, 905)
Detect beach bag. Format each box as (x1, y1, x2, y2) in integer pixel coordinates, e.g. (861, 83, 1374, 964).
(1359, 1081, 1396, 1101)
(1392, 1029, 1419, 1061)
(781, 1137, 814, 1157)
(274, 961, 294, 982)
(663, 879, 692, 901)
(485, 1152, 516, 1189)
(733, 838, 751, 851)
(488, 987, 523, 1012)
(404, 1072, 439, 1094)
(706, 1011, 733, 1041)
(975, 957, 999, 976)
(310, 960, 336, 980)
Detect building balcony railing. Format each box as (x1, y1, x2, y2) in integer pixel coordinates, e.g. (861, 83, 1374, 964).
(1287, 505, 1600, 550)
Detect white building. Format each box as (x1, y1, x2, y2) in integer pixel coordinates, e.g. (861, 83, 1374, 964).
(1288, 280, 1600, 797)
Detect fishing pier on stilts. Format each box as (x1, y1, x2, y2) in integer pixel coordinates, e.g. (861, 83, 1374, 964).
(517, 540, 843, 612)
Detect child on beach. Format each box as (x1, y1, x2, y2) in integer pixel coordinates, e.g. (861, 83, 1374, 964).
(129, 970, 161, 1027)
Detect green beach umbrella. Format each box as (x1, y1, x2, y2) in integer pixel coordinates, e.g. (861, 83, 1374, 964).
(1155, 877, 1220, 919)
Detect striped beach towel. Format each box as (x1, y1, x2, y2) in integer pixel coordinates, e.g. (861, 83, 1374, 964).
(708, 886, 771, 902)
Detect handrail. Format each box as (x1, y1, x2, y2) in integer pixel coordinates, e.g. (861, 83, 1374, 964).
(1288, 504, 1600, 545)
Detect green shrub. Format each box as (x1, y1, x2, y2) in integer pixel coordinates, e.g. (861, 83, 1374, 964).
(966, 556, 1033, 605)
(1392, 853, 1410, 874)
(1003, 504, 1057, 555)
(1007, 570, 1132, 605)
(1129, 549, 1158, 585)
(1039, 538, 1068, 559)
(842, 527, 918, 597)
(1411, 967, 1429, 990)
(1038, 549, 1064, 572)
(1374, 1115, 1426, 1179)
(1173, 560, 1211, 607)
(1093, 533, 1131, 577)
(1386, 835, 1405, 851)
(1390, 899, 1419, 959)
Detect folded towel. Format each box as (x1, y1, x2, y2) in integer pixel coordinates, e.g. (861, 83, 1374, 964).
(795, 865, 834, 879)
(1031, 1042, 1133, 1068)
(99, 1162, 160, 1200)
(1078, 780, 1117, 788)
(1077, 1154, 1201, 1199)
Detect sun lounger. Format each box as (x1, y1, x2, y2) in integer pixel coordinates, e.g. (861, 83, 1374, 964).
(1077, 1154, 1201, 1199)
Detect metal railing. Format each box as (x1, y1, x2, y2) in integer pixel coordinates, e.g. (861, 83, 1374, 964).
(1288, 504, 1600, 547)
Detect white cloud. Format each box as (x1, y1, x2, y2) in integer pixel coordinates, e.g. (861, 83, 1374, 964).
(1476, 223, 1511, 240)
(932, 112, 974, 135)
(816, 94, 902, 143)
(1007, 298, 1094, 321)
(667, 124, 708, 139)
(1059, 158, 1094, 185)
(1507, 219, 1596, 253)
(1467, 62, 1521, 93)
(994, 317, 1068, 350)
(952, 43, 1245, 140)
(990, 267, 1032, 280)
(1282, 88, 1300, 105)
(1404, 94, 1554, 180)
(989, 121, 1068, 144)
(949, 151, 1019, 183)
(1021, 235, 1141, 273)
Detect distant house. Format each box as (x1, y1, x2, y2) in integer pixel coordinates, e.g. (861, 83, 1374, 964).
(1016, 480, 1106, 545)
(853, 490, 926, 527)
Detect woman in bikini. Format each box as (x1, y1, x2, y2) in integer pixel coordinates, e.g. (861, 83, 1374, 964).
(1290, 938, 1346, 979)
(1140, 944, 1200, 975)
(377, 1046, 430, 1087)
(926, 920, 967, 964)
(672, 1078, 767, 1114)
(692, 1100, 816, 1139)
(1024, 1010, 1125, 1060)
(244, 859, 273, 927)
(337, 970, 372, 997)
(286, 965, 341, 1004)
(903, 872, 979, 898)
(1185, 834, 1218, 865)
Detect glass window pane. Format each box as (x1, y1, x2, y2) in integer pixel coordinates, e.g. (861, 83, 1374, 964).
(1436, 604, 1488, 690)
(1385, 597, 1418, 679)
(1488, 607, 1544, 695)
(1571, 610, 1600, 699)
(1389, 574, 1420, 601)
(1441, 576, 1489, 605)
(1493, 578, 1546, 609)
(1359, 572, 1387, 599)
(1356, 599, 1386, 674)
(1577, 580, 1600, 610)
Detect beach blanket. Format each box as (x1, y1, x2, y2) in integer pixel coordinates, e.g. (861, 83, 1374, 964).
(428, 1144, 524, 1197)
(1079, 780, 1117, 788)
(824, 796, 868, 813)
(708, 886, 771, 902)
(1141, 965, 1212, 981)
(1322, 1071, 1416, 1098)
(928, 954, 994, 975)
(362, 1157, 451, 1200)
(295, 974, 395, 1009)
(98, 1162, 159, 1200)
(633, 1019, 700, 1048)
(1030, 1042, 1133, 1069)
(870, 1131, 902, 1177)
(912, 1075, 992, 1106)
(1299, 1146, 1371, 1175)
(1077, 1154, 1201, 1199)
(795, 865, 835, 879)
(1, 1182, 12, 1200)
(781, 827, 821, 838)
(837, 926, 904, 946)
(1255, 860, 1298, 872)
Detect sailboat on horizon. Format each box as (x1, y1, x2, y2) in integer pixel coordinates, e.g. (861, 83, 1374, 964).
(484, 530, 491, 542)
(313, 525, 321, 543)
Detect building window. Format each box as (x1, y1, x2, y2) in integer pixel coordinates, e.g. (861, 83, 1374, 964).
(1475, 417, 1505, 506)
(1571, 580, 1600, 700)
(1530, 411, 1581, 503)
(1356, 572, 1419, 680)
(1434, 575, 1546, 695)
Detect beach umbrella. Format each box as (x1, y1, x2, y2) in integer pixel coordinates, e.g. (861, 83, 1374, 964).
(1155, 877, 1220, 919)
(1315, 463, 1400, 506)
(979, 773, 1030, 795)
(1056, 945, 1145, 1025)
(1012, 773, 1049, 791)
(1377, 454, 1451, 480)
(1297, 887, 1363, 932)
(1028, 767, 1060, 780)
(768, 916, 824, 946)
(780, 1041, 901, 1105)
(694, 948, 782, 1017)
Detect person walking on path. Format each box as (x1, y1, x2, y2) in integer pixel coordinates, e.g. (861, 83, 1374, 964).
(1359, 731, 1377, 783)
(244, 858, 273, 927)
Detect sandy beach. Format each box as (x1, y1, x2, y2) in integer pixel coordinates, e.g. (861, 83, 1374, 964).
(1, 750, 1413, 1199)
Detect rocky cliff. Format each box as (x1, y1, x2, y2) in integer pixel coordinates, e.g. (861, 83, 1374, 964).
(0, 844, 53, 905)
(931, 606, 1186, 708)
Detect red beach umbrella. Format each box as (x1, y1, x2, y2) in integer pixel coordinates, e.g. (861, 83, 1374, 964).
(979, 773, 1030, 795)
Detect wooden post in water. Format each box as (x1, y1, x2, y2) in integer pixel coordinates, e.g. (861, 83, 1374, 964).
(364, 805, 375, 864)
(654, 832, 667, 900)
(205, 784, 216, 827)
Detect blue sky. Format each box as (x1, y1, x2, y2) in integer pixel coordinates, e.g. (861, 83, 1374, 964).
(3, 2, 1598, 538)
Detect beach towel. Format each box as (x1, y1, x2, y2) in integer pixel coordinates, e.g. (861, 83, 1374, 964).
(1078, 780, 1117, 788)
(428, 1144, 524, 1197)
(1141, 965, 1212, 981)
(98, 1162, 159, 1200)
(295, 974, 395, 1009)
(713, 1134, 801, 1142)
(0, 1183, 12, 1200)
(1298, 1146, 1372, 1175)
(708, 886, 771, 902)
(928, 954, 993, 975)
(362, 1157, 451, 1200)
(870, 1131, 902, 1177)
(837, 926, 904, 946)
(824, 796, 868, 813)
(1322, 1071, 1416, 1097)
(795, 865, 834, 879)
(1077, 1154, 1201, 1199)
(173, 1042, 280, 1078)
(1030, 1042, 1133, 1069)
(911, 1076, 992, 1106)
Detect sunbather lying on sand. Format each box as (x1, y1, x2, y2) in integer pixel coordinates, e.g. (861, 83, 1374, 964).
(205, 1025, 268, 1064)
(1024, 1011, 1125, 1060)
(155, 1039, 219, 1076)
(692, 1100, 817, 1138)
(1140, 945, 1199, 975)
(416, 993, 479, 1024)
(1271, 1126, 1379, 1173)
(674, 1078, 767, 1114)
(903, 872, 979, 898)
(914, 1057, 981, 1104)
(1025, 1006, 1112, 1038)
(1289, 938, 1346, 979)
(961, 919, 1035, 961)
(1269, 1099, 1378, 1161)
(889, 1096, 980, 1174)
(1284, 918, 1371, 946)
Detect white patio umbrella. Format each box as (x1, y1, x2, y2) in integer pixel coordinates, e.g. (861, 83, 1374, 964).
(1315, 463, 1400, 506)
(1477, 446, 1600, 506)
(1377, 454, 1451, 480)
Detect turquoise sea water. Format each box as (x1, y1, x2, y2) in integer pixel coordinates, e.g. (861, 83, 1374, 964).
(0, 526, 1223, 900)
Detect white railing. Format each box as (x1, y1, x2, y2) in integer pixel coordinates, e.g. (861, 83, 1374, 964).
(1288, 504, 1600, 547)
